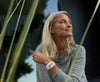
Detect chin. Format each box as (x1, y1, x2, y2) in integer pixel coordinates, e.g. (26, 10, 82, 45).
(66, 34, 73, 38)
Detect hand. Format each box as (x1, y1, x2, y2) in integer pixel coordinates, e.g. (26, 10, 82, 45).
(32, 51, 51, 65)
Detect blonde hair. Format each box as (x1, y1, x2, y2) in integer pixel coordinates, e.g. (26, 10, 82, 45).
(42, 11, 75, 60)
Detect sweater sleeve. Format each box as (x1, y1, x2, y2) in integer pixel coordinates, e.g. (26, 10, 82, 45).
(36, 63, 40, 82)
(51, 45, 87, 82)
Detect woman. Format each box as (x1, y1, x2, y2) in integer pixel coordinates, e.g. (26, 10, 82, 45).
(32, 11, 88, 82)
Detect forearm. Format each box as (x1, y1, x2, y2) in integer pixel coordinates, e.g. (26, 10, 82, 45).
(43, 60, 59, 75)
(49, 65, 59, 75)
(44, 62, 72, 82)
(43, 61, 79, 82)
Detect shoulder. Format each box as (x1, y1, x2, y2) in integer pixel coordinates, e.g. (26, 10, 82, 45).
(75, 45, 86, 52)
(72, 44, 86, 58)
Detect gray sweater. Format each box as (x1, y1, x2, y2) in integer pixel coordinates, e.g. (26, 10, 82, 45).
(36, 45, 88, 82)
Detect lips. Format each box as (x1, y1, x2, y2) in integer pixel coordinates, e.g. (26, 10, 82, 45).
(65, 29, 72, 32)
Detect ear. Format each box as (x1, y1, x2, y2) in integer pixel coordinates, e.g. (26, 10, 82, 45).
(49, 26, 54, 34)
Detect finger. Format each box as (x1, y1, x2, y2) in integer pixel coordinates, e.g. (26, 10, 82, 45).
(33, 56, 36, 61)
(32, 52, 37, 57)
(32, 53, 35, 57)
(32, 54, 35, 58)
(33, 51, 38, 56)
(33, 55, 36, 59)
(33, 57, 38, 62)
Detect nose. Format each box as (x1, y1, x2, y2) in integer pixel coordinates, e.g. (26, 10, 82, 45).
(66, 22, 71, 28)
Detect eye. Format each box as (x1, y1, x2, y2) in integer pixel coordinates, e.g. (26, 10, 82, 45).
(59, 20, 66, 23)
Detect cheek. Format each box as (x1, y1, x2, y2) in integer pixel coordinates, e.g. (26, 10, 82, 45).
(54, 27, 64, 34)
(54, 27, 65, 36)
(54, 24, 65, 31)
(53, 25, 66, 35)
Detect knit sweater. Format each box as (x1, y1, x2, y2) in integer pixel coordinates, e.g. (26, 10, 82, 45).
(36, 45, 88, 82)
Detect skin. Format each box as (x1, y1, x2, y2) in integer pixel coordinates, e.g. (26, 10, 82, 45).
(32, 13, 73, 75)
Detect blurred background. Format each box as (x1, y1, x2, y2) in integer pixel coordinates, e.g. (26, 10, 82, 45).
(0, 0, 100, 82)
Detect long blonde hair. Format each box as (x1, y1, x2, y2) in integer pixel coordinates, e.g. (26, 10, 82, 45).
(42, 11, 75, 60)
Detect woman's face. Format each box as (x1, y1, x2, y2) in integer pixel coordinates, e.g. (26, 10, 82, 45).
(51, 14, 73, 39)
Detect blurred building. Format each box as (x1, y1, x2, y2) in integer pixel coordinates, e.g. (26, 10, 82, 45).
(58, 0, 100, 81)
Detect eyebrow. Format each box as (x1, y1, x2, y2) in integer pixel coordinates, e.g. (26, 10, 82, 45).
(60, 19, 66, 21)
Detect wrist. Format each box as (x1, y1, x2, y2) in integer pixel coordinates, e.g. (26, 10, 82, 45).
(46, 61, 55, 70)
(43, 58, 51, 66)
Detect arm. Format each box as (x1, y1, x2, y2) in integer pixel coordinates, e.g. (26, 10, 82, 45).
(49, 46, 86, 82)
(33, 45, 86, 82)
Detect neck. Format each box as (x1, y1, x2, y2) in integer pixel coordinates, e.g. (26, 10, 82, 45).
(53, 37, 67, 57)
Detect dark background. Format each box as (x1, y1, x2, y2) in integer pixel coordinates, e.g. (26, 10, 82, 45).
(58, 0, 100, 81)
